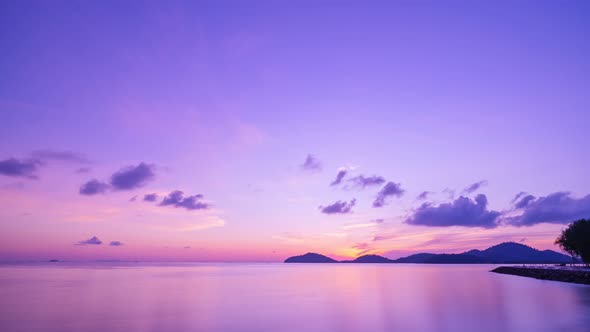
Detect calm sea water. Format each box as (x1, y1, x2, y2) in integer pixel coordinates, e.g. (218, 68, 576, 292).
(0, 263, 589, 332)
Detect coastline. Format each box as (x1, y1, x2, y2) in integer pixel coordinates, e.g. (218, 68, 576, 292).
(491, 266, 590, 285)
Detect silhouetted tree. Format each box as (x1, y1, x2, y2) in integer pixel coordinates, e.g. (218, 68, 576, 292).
(555, 219, 590, 266)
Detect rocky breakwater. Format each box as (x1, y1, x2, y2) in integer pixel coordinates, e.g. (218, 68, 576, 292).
(491, 266, 590, 285)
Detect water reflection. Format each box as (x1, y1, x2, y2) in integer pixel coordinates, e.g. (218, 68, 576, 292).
(0, 263, 588, 332)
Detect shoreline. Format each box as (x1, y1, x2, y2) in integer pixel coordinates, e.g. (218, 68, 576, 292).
(491, 266, 590, 285)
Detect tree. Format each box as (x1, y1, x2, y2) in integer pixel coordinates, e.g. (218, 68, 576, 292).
(555, 219, 590, 266)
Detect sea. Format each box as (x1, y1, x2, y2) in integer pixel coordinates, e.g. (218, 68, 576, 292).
(0, 262, 589, 332)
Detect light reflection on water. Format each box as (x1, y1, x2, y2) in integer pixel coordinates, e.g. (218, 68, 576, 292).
(0, 263, 589, 332)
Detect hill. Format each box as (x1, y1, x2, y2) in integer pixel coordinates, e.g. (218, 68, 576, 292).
(284, 242, 574, 264)
(283, 252, 338, 263)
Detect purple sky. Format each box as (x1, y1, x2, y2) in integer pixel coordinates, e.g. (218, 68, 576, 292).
(0, 1, 589, 261)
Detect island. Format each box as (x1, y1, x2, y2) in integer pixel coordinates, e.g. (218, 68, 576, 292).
(284, 252, 338, 263)
(284, 242, 574, 264)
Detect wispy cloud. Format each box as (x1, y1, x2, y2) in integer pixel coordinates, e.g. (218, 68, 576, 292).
(301, 154, 322, 172)
(342, 219, 384, 230)
(75, 167, 91, 174)
(151, 216, 225, 232)
(1, 150, 92, 180)
(330, 169, 347, 186)
(417, 191, 430, 200)
(31, 149, 90, 164)
(348, 175, 386, 189)
(462, 180, 488, 194)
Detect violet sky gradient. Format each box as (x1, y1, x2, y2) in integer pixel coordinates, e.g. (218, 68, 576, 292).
(0, 1, 589, 262)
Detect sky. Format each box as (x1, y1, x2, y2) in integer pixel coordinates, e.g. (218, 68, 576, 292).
(0, 1, 589, 262)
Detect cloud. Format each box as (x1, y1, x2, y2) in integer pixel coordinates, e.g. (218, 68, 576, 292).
(160, 190, 209, 210)
(110, 162, 155, 190)
(353, 242, 370, 250)
(342, 219, 384, 230)
(511, 192, 527, 203)
(505, 192, 590, 226)
(373, 182, 404, 207)
(1, 150, 90, 179)
(31, 149, 90, 164)
(144, 193, 158, 202)
(373, 233, 397, 242)
(349, 175, 386, 188)
(79, 179, 109, 195)
(463, 180, 488, 194)
(417, 191, 430, 200)
(443, 188, 455, 199)
(301, 154, 321, 172)
(152, 216, 225, 232)
(76, 167, 91, 174)
(319, 199, 356, 214)
(0, 158, 41, 179)
(129, 195, 137, 202)
(109, 241, 124, 246)
(405, 194, 500, 228)
(76, 236, 102, 245)
(513, 193, 536, 209)
(330, 169, 347, 186)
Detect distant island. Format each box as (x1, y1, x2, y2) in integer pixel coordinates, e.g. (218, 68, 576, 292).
(285, 242, 574, 264)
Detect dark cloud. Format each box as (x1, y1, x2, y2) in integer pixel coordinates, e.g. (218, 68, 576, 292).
(505, 192, 590, 226)
(373, 182, 404, 207)
(349, 175, 386, 188)
(76, 236, 102, 245)
(330, 169, 347, 186)
(319, 199, 356, 214)
(31, 149, 90, 164)
(79, 179, 109, 195)
(110, 162, 155, 190)
(1, 150, 90, 179)
(129, 195, 137, 202)
(405, 194, 500, 228)
(144, 193, 158, 202)
(463, 180, 488, 194)
(301, 154, 321, 171)
(417, 191, 430, 200)
(160, 190, 209, 210)
(511, 192, 527, 203)
(109, 241, 124, 246)
(514, 194, 536, 209)
(0, 158, 41, 179)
